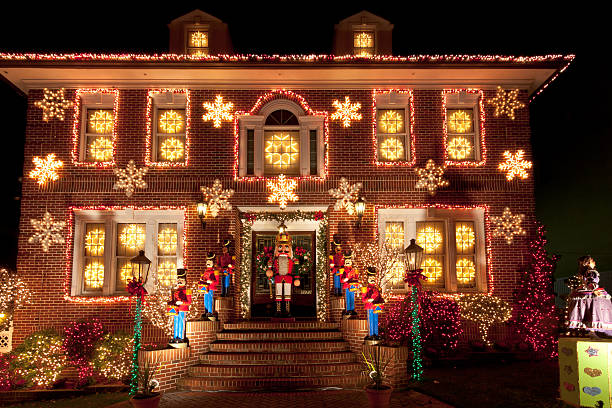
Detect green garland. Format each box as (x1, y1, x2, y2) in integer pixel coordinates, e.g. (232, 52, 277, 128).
(129, 297, 142, 396)
(239, 211, 328, 321)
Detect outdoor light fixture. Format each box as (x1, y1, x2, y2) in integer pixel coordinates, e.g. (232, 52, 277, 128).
(404, 238, 424, 273)
(354, 196, 366, 228)
(197, 201, 208, 229)
(130, 250, 152, 285)
(278, 221, 287, 234)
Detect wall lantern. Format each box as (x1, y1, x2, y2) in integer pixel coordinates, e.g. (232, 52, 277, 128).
(197, 201, 208, 229)
(354, 196, 366, 228)
(130, 250, 152, 285)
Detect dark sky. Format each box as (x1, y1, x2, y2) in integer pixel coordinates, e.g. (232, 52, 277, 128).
(0, 3, 608, 278)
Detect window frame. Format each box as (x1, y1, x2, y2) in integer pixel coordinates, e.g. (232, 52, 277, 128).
(373, 90, 415, 166)
(71, 209, 185, 297)
(378, 207, 488, 294)
(237, 99, 325, 178)
(146, 90, 190, 167)
(352, 25, 376, 56)
(185, 25, 210, 56)
(443, 89, 486, 167)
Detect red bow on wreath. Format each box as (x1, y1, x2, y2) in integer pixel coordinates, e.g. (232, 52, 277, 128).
(127, 278, 148, 298)
(404, 269, 427, 288)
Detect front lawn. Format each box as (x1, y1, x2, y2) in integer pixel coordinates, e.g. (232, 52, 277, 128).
(2, 392, 129, 408)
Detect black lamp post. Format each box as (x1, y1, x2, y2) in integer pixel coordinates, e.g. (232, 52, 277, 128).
(197, 201, 208, 229)
(130, 250, 152, 285)
(128, 250, 151, 396)
(354, 196, 366, 228)
(404, 238, 424, 273)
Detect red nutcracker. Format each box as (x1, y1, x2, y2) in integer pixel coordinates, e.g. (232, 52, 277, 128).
(218, 238, 235, 297)
(266, 231, 299, 317)
(166, 268, 192, 345)
(340, 250, 359, 318)
(199, 252, 219, 320)
(329, 234, 344, 297)
(361, 266, 384, 341)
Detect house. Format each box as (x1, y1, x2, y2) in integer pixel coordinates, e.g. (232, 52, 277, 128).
(0, 9, 573, 390)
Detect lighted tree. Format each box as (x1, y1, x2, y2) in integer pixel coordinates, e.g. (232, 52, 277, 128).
(457, 294, 512, 346)
(11, 330, 66, 388)
(0, 267, 30, 331)
(92, 332, 133, 381)
(63, 319, 104, 387)
(513, 223, 559, 357)
(352, 242, 402, 294)
(143, 282, 205, 335)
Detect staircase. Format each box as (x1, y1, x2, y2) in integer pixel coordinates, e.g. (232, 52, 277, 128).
(177, 321, 362, 391)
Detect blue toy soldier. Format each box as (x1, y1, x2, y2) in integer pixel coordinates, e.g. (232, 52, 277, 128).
(167, 268, 192, 346)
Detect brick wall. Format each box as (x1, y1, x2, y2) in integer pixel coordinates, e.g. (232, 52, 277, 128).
(14, 87, 536, 346)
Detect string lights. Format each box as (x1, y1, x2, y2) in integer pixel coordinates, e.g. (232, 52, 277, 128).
(442, 89, 486, 167)
(63, 320, 104, 386)
(28, 211, 65, 252)
(34, 88, 73, 121)
(372, 89, 415, 166)
(89, 137, 114, 162)
(12, 330, 66, 387)
(457, 294, 512, 346)
(201, 179, 235, 217)
(490, 207, 526, 245)
(331, 96, 362, 127)
(415, 159, 449, 196)
(203, 95, 234, 128)
(267, 174, 299, 210)
(498, 150, 532, 181)
(0, 267, 31, 331)
(447, 137, 473, 160)
(113, 160, 148, 198)
(119, 224, 146, 250)
(328, 177, 362, 216)
(92, 332, 133, 381)
(28, 153, 63, 185)
(489, 86, 525, 120)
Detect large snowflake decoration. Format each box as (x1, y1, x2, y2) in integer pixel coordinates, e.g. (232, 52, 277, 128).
(267, 174, 299, 210)
(34, 88, 74, 121)
(202, 95, 234, 128)
(328, 177, 362, 215)
(415, 159, 449, 196)
(29, 153, 63, 185)
(331, 96, 362, 127)
(201, 179, 235, 217)
(490, 207, 526, 245)
(498, 150, 532, 181)
(113, 160, 148, 197)
(28, 211, 66, 252)
(488, 86, 525, 120)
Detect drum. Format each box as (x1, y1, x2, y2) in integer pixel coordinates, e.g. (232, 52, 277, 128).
(166, 306, 179, 316)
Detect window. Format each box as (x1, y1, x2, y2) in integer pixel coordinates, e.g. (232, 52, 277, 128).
(378, 207, 487, 293)
(71, 209, 184, 296)
(374, 91, 412, 164)
(237, 98, 325, 178)
(353, 30, 374, 56)
(384, 222, 405, 290)
(187, 27, 209, 56)
(444, 90, 485, 165)
(77, 92, 117, 164)
(148, 91, 189, 165)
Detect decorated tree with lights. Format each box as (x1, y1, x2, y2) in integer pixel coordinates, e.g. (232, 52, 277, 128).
(457, 294, 512, 346)
(0, 267, 31, 331)
(92, 332, 134, 382)
(10, 330, 66, 388)
(513, 224, 559, 357)
(63, 319, 104, 387)
(353, 242, 402, 294)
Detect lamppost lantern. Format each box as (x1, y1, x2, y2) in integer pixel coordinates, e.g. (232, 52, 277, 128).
(404, 238, 424, 272)
(354, 196, 366, 228)
(197, 201, 208, 229)
(130, 250, 152, 285)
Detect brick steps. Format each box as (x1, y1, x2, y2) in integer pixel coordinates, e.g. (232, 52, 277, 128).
(216, 329, 343, 341)
(209, 339, 349, 353)
(177, 374, 361, 391)
(200, 350, 357, 365)
(222, 321, 339, 331)
(189, 362, 361, 377)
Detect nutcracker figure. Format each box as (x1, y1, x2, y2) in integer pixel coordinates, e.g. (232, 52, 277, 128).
(340, 250, 359, 318)
(266, 231, 299, 317)
(362, 267, 384, 340)
(199, 252, 219, 320)
(218, 238, 235, 297)
(329, 234, 344, 297)
(167, 268, 192, 345)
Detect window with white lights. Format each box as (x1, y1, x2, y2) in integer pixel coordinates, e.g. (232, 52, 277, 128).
(237, 99, 324, 178)
(353, 30, 375, 56)
(150, 92, 188, 164)
(378, 207, 487, 293)
(186, 27, 209, 56)
(444, 91, 483, 164)
(375, 92, 411, 163)
(79, 92, 116, 163)
(71, 209, 184, 296)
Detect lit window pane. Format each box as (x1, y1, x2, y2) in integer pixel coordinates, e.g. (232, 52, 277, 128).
(447, 109, 473, 134)
(456, 257, 476, 287)
(264, 131, 300, 174)
(159, 137, 185, 162)
(456, 222, 476, 254)
(117, 224, 146, 256)
(87, 136, 113, 162)
(416, 222, 445, 254)
(422, 257, 444, 286)
(157, 109, 185, 134)
(447, 136, 474, 160)
(158, 224, 178, 256)
(189, 31, 208, 47)
(157, 259, 177, 287)
(379, 136, 405, 161)
(385, 222, 404, 248)
(84, 224, 105, 257)
(353, 31, 374, 56)
(377, 109, 405, 134)
(87, 109, 114, 134)
(117, 259, 136, 290)
(84, 260, 104, 291)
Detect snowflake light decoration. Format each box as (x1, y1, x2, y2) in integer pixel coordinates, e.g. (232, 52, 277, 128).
(267, 174, 299, 210)
(498, 150, 532, 181)
(28, 211, 65, 252)
(29, 153, 63, 185)
(113, 160, 148, 197)
(447, 137, 473, 160)
(490, 207, 526, 245)
(34, 88, 73, 121)
(328, 177, 362, 215)
(415, 159, 449, 196)
(202, 95, 234, 128)
(488, 86, 525, 120)
(331, 96, 362, 127)
(201, 179, 235, 217)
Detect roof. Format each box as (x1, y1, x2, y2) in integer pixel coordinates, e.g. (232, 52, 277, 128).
(0, 53, 575, 100)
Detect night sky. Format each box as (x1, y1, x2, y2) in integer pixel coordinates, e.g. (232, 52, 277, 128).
(0, 4, 608, 278)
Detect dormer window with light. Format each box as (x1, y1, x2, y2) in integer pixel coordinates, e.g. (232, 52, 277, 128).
(187, 28, 209, 56)
(353, 30, 375, 56)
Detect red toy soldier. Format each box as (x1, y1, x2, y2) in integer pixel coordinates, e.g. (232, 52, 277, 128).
(329, 234, 344, 297)
(167, 268, 192, 346)
(266, 231, 299, 317)
(218, 238, 235, 297)
(199, 252, 219, 320)
(340, 250, 359, 318)
(362, 266, 384, 341)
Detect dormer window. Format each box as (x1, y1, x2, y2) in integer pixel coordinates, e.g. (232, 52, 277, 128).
(187, 28, 209, 56)
(353, 31, 375, 56)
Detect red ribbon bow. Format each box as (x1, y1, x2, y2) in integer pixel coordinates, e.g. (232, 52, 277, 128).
(404, 269, 427, 287)
(127, 278, 148, 298)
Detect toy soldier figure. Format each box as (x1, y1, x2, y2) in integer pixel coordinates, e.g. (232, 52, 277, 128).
(199, 252, 219, 320)
(362, 266, 384, 342)
(266, 231, 299, 317)
(341, 250, 359, 318)
(329, 234, 344, 297)
(167, 268, 192, 346)
(218, 238, 235, 297)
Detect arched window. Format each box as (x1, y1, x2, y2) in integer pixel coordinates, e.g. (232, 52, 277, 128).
(238, 99, 324, 177)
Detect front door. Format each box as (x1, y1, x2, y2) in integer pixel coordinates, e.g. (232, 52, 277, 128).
(251, 231, 316, 318)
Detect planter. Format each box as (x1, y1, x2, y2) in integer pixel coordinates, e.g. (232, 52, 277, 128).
(130, 392, 161, 408)
(365, 385, 393, 408)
